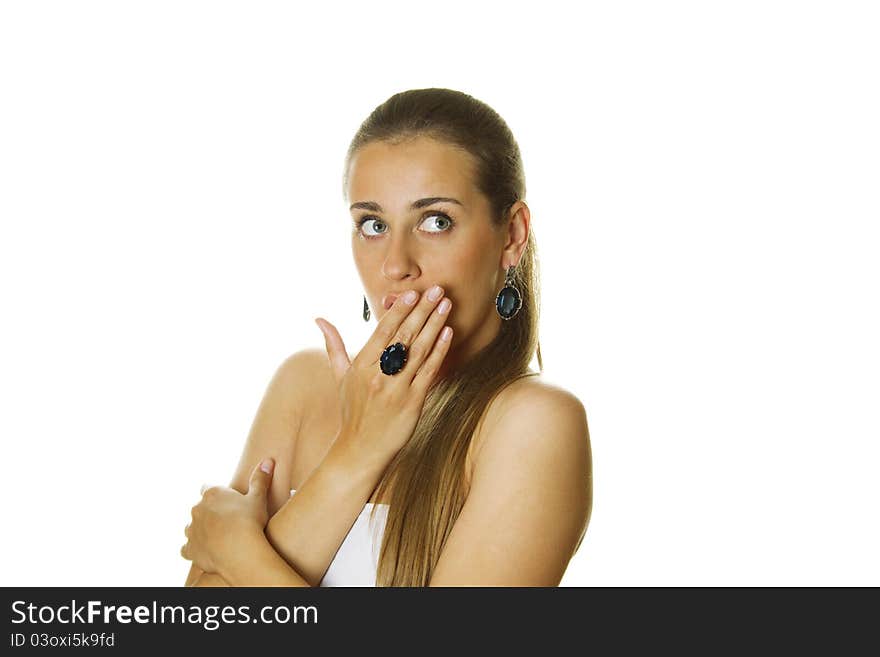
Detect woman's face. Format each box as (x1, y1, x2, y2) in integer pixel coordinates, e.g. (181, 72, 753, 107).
(345, 136, 519, 373)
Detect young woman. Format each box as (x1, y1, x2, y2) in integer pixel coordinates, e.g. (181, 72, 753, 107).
(180, 88, 592, 586)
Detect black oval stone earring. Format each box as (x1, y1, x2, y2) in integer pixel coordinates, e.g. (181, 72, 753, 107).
(495, 265, 522, 320)
(363, 295, 371, 322)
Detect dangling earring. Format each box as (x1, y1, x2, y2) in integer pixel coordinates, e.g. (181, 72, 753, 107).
(495, 265, 522, 320)
(363, 295, 371, 322)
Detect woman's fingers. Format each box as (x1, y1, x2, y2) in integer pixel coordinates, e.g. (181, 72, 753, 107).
(357, 289, 421, 368)
(410, 322, 453, 395)
(315, 317, 352, 385)
(402, 295, 452, 385)
(383, 286, 447, 365)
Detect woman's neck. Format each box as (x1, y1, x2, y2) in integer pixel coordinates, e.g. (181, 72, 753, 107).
(434, 309, 502, 382)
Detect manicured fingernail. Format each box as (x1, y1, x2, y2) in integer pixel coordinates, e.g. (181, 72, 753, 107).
(438, 298, 451, 314)
(404, 290, 418, 304)
(441, 326, 452, 341)
(428, 285, 443, 301)
(260, 458, 273, 473)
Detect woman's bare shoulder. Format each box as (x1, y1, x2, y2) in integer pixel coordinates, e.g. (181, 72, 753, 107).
(503, 374, 584, 408)
(470, 374, 586, 466)
(276, 347, 339, 422)
(282, 347, 330, 381)
(278, 346, 352, 397)
(285, 347, 354, 381)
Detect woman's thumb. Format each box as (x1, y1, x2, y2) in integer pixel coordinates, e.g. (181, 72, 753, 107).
(315, 317, 351, 384)
(248, 458, 274, 500)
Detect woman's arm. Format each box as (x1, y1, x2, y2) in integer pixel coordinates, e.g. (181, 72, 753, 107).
(261, 431, 392, 586)
(221, 529, 312, 586)
(189, 531, 313, 587)
(186, 431, 389, 587)
(428, 386, 592, 586)
(182, 349, 393, 587)
(184, 351, 309, 587)
(187, 568, 226, 587)
(186, 564, 229, 586)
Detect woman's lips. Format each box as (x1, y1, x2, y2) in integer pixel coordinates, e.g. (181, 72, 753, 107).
(382, 294, 399, 310)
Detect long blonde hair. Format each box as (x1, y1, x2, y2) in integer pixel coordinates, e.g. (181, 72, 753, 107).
(342, 88, 543, 586)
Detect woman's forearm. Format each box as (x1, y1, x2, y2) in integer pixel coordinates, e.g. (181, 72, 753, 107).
(187, 564, 233, 587)
(189, 571, 229, 586)
(185, 431, 390, 587)
(188, 531, 312, 587)
(264, 433, 391, 587)
(222, 529, 312, 586)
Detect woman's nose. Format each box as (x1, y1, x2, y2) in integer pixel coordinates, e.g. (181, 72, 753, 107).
(381, 237, 418, 279)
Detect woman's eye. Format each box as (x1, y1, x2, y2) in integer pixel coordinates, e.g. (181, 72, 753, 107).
(355, 213, 455, 239)
(359, 218, 386, 237)
(420, 213, 453, 233)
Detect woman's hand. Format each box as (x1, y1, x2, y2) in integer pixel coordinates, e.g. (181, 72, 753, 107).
(180, 458, 275, 578)
(314, 285, 453, 463)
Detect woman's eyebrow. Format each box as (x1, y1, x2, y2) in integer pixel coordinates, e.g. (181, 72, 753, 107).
(349, 197, 464, 212)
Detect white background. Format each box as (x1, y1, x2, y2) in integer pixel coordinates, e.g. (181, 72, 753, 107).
(1, 1, 877, 586)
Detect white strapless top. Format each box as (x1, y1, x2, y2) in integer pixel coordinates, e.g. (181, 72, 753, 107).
(289, 488, 389, 587)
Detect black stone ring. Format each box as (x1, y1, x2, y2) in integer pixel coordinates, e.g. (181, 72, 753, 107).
(380, 342, 408, 375)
